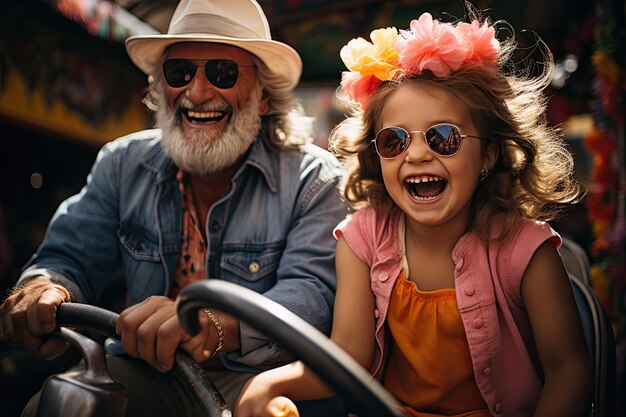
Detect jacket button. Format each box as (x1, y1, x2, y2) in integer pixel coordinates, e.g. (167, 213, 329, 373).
(139, 242, 145, 250)
(374, 309, 380, 318)
(495, 403, 501, 413)
(473, 318, 484, 328)
(464, 286, 475, 296)
(210, 220, 221, 230)
(248, 262, 260, 273)
(378, 271, 389, 281)
(483, 367, 492, 376)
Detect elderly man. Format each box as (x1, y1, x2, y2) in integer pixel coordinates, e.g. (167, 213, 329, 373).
(0, 0, 348, 415)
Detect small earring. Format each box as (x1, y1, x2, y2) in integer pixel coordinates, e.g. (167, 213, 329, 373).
(479, 168, 490, 181)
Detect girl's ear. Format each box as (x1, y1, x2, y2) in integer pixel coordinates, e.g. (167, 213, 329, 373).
(483, 142, 499, 171)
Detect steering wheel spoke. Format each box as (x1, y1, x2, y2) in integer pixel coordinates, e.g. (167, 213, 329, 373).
(53, 303, 229, 417)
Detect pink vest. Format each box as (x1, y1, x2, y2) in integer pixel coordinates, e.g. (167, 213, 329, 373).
(334, 207, 561, 417)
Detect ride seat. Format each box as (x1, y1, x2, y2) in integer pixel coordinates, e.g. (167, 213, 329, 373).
(558, 238, 617, 417)
(560, 236, 593, 286)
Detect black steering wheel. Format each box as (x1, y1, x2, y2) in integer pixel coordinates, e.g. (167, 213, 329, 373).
(48, 280, 403, 417)
(177, 280, 404, 417)
(48, 303, 230, 417)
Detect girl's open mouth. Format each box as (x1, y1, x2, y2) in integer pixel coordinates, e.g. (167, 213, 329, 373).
(404, 176, 447, 200)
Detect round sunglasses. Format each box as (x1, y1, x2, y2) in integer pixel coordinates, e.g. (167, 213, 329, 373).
(372, 124, 486, 159)
(162, 58, 255, 89)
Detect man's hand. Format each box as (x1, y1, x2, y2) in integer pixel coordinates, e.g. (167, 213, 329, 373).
(0, 276, 71, 359)
(116, 296, 213, 372)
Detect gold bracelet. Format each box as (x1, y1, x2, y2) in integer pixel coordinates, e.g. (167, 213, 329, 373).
(202, 308, 225, 358)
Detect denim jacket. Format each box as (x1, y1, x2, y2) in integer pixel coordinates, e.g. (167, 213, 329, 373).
(21, 128, 349, 370)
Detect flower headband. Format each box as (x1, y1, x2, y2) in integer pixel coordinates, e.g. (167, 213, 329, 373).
(339, 13, 500, 109)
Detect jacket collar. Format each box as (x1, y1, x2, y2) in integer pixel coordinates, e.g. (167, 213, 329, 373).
(240, 135, 278, 193)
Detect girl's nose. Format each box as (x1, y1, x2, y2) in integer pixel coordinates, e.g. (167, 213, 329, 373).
(404, 132, 434, 163)
(185, 68, 217, 104)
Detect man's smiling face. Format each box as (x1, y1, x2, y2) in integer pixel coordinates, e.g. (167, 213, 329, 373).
(156, 42, 269, 175)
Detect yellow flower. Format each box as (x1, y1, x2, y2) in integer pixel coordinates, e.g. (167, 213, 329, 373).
(340, 27, 400, 81)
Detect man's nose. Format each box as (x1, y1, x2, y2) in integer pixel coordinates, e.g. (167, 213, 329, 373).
(185, 67, 217, 104)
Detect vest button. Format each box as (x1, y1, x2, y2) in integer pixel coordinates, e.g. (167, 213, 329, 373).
(483, 367, 492, 376)
(248, 262, 260, 273)
(464, 286, 475, 296)
(378, 271, 389, 281)
(473, 318, 484, 328)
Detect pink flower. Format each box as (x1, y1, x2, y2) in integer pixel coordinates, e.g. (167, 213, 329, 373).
(396, 13, 468, 77)
(457, 21, 500, 66)
(340, 71, 382, 109)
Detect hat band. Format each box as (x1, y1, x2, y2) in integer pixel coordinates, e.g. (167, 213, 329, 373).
(169, 14, 267, 40)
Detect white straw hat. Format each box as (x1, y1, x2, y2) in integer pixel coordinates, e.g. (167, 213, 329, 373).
(125, 0, 302, 91)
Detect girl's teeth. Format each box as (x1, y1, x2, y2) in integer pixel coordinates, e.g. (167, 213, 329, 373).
(405, 176, 442, 183)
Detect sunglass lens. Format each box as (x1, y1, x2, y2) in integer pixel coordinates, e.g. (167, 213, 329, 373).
(206, 59, 239, 89)
(163, 59, 196, 88)
(426, 124, 462, 156)
(376, 128, 409, 158)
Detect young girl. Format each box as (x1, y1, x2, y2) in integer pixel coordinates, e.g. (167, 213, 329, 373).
(235, 7, 593, 417)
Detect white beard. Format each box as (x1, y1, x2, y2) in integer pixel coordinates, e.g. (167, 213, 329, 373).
(156, 86, 263, 175)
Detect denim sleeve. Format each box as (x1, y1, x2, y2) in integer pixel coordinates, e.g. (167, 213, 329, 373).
(19, 142, 121, 304)
(223, 163, 349, 370)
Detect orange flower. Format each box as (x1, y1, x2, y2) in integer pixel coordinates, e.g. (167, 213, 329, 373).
(340, 27, 400, 81)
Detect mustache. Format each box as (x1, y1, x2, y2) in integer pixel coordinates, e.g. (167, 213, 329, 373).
(173, 96, 232, 114)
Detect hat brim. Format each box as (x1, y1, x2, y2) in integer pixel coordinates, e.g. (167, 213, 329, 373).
(125, 34, 303, 91)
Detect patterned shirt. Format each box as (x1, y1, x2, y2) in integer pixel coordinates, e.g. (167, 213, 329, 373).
(169, 170, 206, 298)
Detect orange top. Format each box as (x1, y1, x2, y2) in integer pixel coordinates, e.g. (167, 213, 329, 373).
(383, 271, 491, 417)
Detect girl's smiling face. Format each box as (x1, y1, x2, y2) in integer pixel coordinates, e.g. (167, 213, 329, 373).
(378, 81, 497, 232)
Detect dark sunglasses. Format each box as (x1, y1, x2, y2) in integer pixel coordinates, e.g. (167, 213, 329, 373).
(162, 58, 255, 89)
(372, 124, 486, 159)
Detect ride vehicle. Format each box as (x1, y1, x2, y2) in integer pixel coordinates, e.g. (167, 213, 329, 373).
(35, 238, 616, 417)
